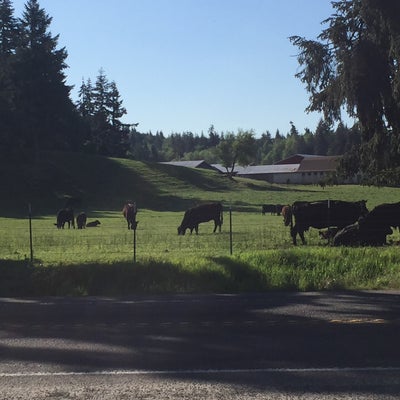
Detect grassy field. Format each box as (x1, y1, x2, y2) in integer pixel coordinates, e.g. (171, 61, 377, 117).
(1, 150, 400, 295)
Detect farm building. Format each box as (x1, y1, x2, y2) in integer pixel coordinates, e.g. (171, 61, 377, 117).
(159, 155, 348, 184)
(214, 155, 342, 184)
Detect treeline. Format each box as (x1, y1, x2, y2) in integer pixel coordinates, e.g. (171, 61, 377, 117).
(0, 0, 360, 169)
(133, 121, 361, 165)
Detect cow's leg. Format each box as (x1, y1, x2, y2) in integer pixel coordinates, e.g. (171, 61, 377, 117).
(194, 224, 199, 234)
(299, 231, 306, 245)
(290, 226, 297, 245)
(213, 219, 218, 233)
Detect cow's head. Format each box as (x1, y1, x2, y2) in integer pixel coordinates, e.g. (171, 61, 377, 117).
(131, 221, 139, 230)
(177, 225, 186, 235)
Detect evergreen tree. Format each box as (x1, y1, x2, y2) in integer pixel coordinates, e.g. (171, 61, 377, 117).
(108, 81, 126, 128)
(77, 69, 129, 156)
(15, 0, 75, 153)
(0, 0, 19, 153)
(77, 78, 94, 117)
(0, 0, 18, 54)
(290, 0, 400, 181)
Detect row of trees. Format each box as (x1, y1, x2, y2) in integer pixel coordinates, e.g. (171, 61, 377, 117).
(1, 0, 400, 185)
(126, 121, 361, 166)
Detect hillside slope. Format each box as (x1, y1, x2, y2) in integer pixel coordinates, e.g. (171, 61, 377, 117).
(3, 151, 398, 218)
(1, 151, 272, 216)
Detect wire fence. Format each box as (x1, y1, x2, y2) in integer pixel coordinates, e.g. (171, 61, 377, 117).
(0, 208, 298, 265)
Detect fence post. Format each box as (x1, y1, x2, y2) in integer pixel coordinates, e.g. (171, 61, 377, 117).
(28, 203, 33, 263)
(133, 223, 138, 263)
(229, 206, 233, 255)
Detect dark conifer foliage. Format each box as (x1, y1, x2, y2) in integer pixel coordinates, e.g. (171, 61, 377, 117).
(76, 69, 129, 156)
(290, 0, 400, 182)
(16, 0, 75, 153)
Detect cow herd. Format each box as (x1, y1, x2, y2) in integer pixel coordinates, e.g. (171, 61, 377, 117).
(275, 200, 400, 246)
(55, 199, 400, 247)
(55, 208, 100, 229)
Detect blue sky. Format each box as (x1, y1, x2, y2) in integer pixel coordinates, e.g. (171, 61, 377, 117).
(12, 0, 346, 136)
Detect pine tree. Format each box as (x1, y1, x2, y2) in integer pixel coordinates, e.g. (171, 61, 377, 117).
(15, 0, 75, 152)
(0, 0, 19, 153)
(0, 0, 19, 54)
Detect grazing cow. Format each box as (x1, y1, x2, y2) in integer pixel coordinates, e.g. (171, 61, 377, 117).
(122, 202, 138, 230)
(178, 202, 223, 235)
(86, 220, 101, 227)
(284, 200, 368, 245)
(76, 212, 87, 229)
(55, 208, 75, 229)
(262, 204, 283, 215)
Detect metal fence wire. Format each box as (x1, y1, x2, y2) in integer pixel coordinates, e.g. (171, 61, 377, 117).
(1, 207, 303, 265)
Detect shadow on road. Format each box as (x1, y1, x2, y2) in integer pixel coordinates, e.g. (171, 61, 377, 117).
(1, 291, 400, 395)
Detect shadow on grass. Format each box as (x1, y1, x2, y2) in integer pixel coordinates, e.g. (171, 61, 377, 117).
(0, 256, 274, 297)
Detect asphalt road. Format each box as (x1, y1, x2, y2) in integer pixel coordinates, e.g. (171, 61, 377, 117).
(1, 291, 400, 399)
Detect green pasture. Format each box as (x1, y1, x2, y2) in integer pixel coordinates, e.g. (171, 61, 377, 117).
(1, 151, 400, 295)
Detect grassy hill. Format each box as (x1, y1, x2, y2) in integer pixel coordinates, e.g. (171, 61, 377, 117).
(2, 150, 400, 218)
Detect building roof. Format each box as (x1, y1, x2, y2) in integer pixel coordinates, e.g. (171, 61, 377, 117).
(160, 160, 216, 170)
(275, 154, 337, 165)
(296, 156, 340, 172)
(160, 154, 340, 176)
(237, 164, 300, 175)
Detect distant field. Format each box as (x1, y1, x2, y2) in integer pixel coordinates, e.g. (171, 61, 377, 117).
(1, 151, 400, 295)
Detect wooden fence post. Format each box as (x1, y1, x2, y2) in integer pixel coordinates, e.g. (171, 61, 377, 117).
(229, 206, 233, 255)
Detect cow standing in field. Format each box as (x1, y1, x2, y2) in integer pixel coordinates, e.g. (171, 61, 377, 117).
(123, 202, 138, 230)
(262, 204, 283, 215)
(55, 208, 75, 229)
(76, 212, 87, 229)
(178, 202, 223, 235)
(284, 200, 368, 245)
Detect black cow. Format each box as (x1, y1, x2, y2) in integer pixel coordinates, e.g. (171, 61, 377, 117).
(86, 220, 101, 227)
(332, 223, 361, 246)
(333, 222, 393, 247)
(76, 212, 87, 229)
(122, 202, 138, 230)
(178, 203, 223, 235)
(55, 208, 75, 229)
(356, 202, 400, 245)
(284, 200, 368, 245)
(262, 204, 283, 215)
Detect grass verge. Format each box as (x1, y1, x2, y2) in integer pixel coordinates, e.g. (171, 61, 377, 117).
(1, 247, 399, 296)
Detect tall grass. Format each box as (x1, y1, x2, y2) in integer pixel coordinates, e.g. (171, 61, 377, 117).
(1, 247, 399, 296)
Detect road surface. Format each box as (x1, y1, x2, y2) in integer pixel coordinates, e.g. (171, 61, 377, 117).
(1, 291, 400, 399)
